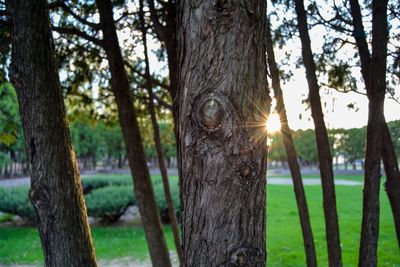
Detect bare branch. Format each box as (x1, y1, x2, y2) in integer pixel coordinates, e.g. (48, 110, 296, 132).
(152, 93, 173, 110)
(124, 60, 169, 91)
(52, 26, 104, 47)
(50, 2, 100, 30)
(148, 0, 168, 42)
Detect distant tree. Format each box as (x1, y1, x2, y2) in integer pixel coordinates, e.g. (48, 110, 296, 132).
(178, 1, 268, 265)
(293, 0, 342, 265)
(70, 121, 101, 169)
(292, 129, 318, 166)
(98, 122, 126, 168)
(268, 133, 287, 166)
(6, 0, 97, 265)
(342, 128, 366, 170)
(0, 82, 26, 177)
(387, 120, 400, 159)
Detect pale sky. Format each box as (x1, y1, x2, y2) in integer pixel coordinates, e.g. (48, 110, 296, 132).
(61, 2, 400, 131)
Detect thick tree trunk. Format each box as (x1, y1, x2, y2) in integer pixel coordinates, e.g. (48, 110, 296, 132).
(293, 0, 342, 266)
(96, 1, 172, 266)
(177, 1, 268, 266)
(349, 0, 400, 248)
(266, 20, 317, 267)
(7, 1, 97, 266)
(139, 0, 183, 263)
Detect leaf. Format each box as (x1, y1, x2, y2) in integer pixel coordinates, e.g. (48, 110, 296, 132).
(0, 132, 17, 146)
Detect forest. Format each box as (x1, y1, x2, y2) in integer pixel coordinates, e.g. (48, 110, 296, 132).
(0, 0, 399, 266)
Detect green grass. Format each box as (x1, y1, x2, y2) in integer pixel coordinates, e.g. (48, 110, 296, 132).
(266, 185, 399, 267)
(0, 175, 399, 266)
(268, 173, 365, 182)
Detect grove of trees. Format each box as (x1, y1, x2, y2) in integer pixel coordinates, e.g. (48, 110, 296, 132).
(0, 0, 399, 266)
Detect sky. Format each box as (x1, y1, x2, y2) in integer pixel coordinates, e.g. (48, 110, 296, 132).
(61, 1, 400, 131)
(279, 68, 400, 130)
(266, 0, 400, 130)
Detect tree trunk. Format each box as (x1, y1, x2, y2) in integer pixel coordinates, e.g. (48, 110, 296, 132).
(293, 0, 342, 266)
(139, 0, 183, 263)
(356, 0, 388, 265)
(7, 1, 97, 266)
(177, 1, 268, 266)
(382, 123, 400, 248)
(349, 0, 400, 249)
(95, 1, 172, 266)
(266, 20, 317, 267)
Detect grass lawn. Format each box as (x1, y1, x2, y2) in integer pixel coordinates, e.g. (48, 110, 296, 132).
(0, 175, 399, 266)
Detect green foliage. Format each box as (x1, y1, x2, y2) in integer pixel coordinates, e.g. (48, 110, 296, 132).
(70, 120, 101, 159)
(0, 83, 20, 146)
(268, 132, 287, 163)
(85, 186, 136, 222)
(0, 186, 35, 221)
(82, 175, 132, 189)
(0, 83, 26, 173)
(152, 176, 180, 215)
(387, 120, 400, 159)
(293, 129, 318, 164)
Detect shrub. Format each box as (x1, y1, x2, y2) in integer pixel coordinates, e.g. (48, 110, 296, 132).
(85, 186, 135, 222)
(152, 177, 181, 223)
(0, 186, 35, 221)
(81, 175, 132, 190)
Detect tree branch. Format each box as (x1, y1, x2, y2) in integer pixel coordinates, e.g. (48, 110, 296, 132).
(52, 26, 104, 47)
(124, 60, 169, 91)
(148, 0, 168, 42)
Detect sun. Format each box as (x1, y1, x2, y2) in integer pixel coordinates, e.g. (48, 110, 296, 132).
(265, 113, 281, 133)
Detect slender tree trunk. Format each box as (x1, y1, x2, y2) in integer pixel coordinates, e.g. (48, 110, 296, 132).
(178, 1, 268, 266)
(382, 123, 400, 247)
(293, 0, 342, 265)
(349, 0, 400, 248)
(356, 0, 388, 265)
(7, 1, 97, 266)
(266, 20, 317, 267)
(96, 1, 172, 266)
(139, 0, 183, 263)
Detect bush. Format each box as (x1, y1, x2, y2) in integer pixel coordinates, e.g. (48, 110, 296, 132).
(81, 175, 132, 190)
(0, 186, 35, 221)
(85, 186, 135, 222)
(0, 175, 181, 224)
(152, 177, 181, 223)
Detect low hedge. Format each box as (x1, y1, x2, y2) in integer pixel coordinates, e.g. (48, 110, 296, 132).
(81, 175, 132, 190)
(0, 186, 35, 221)
(0, 175, 181, 224)
(85, 185, 136, 222)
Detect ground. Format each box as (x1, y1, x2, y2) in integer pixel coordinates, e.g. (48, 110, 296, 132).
(0, 172, 399, 266)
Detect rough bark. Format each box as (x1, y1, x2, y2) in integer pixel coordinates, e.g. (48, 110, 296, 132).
(356, 0, 388, 265)
(7, 1, 97, 266)
(139, 0, 183, 263)
(96, 0, 172, 266)
(177, 1, 269, 266)
(349, 0, 400, 248)
(293, 0, 342, 266)
(266, 20, 317, 267)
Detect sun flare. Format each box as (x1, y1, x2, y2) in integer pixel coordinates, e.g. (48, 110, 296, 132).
(265, 113, 281, 134)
